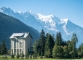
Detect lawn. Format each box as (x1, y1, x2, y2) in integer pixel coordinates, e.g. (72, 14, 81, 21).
(0, 55, 83, 60)
(0, 58, 83, 60)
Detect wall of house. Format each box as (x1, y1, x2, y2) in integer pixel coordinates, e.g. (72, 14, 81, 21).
(25, 34, 32, 54)
(10, 34, 32, 56)
(11, 37, 25, 55)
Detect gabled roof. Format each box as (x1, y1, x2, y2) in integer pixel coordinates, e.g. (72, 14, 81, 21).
(10, 32, 33, 39)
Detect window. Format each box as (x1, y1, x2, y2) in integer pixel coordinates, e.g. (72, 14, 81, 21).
(14, 39, 16, 49)
(20, 42, 21, 48)
(17, 42, 19, 48)
(14, 41, 16, 49)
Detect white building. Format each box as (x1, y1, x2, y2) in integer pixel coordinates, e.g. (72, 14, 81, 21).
(10, 32, 33, 55)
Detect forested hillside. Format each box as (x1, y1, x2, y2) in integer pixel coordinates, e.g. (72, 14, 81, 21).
(0, 12, 40, 49)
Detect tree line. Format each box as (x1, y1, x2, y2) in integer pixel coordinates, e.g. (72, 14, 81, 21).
(33, 29, 83, 59)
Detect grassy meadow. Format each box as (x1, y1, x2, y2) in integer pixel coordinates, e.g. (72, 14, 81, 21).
(0, 55, 83, 60)
(0, 58, 83, 60)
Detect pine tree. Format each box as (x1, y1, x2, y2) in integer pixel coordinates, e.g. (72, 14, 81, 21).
(71, 33, 78, 59)
(62, 46, 68, 58)
(39, 29, 46, 56)
(55, 32, 63, 46)
(0, 40, 7, 55)
(44, 33, 54, 58)
(53, 32, 63, 58)
(77, 43, 83, 58)
(67, 40, 72, 58)
(33, 40, 41, 57)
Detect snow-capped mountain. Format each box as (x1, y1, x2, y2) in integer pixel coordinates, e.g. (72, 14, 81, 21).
(0, 7, 83, 46)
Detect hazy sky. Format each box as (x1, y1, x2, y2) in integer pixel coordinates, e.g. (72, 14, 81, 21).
(0, 0, 83, 27)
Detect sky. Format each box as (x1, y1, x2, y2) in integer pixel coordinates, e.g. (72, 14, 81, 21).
(0, 0, 83, 27)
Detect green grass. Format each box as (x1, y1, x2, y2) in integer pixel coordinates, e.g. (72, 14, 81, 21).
(0, 55, 83, 60)
(0, 58, 83, 60)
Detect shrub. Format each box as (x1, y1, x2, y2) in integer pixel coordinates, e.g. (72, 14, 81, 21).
(16, 53, 19, 59)
(21, 52, 24, 59)
(11, 53, 14, 59)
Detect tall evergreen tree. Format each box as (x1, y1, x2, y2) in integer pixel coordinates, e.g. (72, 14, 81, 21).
(52, 45, 63, 58)
(39, 29, 46, 56)
(77, 43, 83, 58)
(0, 40, 7, 55)
(67, 40, 72, 58)
(55, 32, 63, 46)
(52, 45, 59, 58)
(62, 46, 69, 58)
(33, 40, 41, 57)
(71, 33, 78, 58)
(53, 32, 63, 58)
(44, 33, 54, 58)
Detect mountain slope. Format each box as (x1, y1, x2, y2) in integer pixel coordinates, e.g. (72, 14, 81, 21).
(0, 12, 40, 49)
(0, 7, 83, 47)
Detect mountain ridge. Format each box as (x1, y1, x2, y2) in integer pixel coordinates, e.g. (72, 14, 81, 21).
(0, 12, 40, 49)
(0, 7, 83, 47)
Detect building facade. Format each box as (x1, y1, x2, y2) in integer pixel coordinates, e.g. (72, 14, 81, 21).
(10, 32, 32, 55)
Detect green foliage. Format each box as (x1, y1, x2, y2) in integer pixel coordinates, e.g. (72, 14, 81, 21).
(52, 45, 63, 58)
(0, 12, 39, 50)
(55, 32, 63, 46)
(77, 43, 83, 58)
(33, 29, 83, 58)
(21, 52, 24, 59)
(25, 51, 29, 59)
(45, 49, 51, 58)
(39, 29, 46, 56)
(71, 33, 78, 58)
(44, 33, 54, 58)
(33, 29, 46, 57)
(0, 40, 7, 55)
(52, 32, 64, 58)
(33, 40, 41, 57)
(11, 52, 14, 59)
(16, 53, 19, 59)
(52, 45, 58, 58)
(8, 50, 11, 55)
(67, 40, 73, 57)
(62, 46, 69, 58)
(71, 33, 78, 44)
